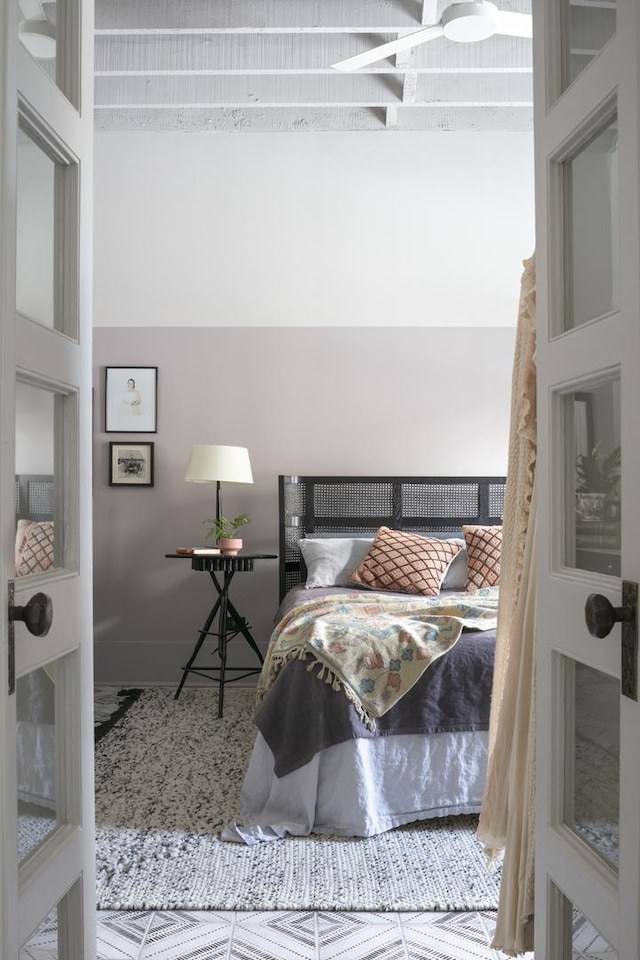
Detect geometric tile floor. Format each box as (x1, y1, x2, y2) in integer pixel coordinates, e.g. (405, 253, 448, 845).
(95, 909, 514, 960)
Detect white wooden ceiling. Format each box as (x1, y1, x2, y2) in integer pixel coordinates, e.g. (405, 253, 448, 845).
(92, 0, 534, 133)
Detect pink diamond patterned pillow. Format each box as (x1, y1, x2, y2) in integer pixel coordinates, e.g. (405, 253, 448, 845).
(15, 520, 54, 576)
(349, 526, 462, 596)
(462, 525, 501, 592)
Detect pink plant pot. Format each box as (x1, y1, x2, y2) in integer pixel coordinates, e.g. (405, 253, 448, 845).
(218, 538, 242, 556)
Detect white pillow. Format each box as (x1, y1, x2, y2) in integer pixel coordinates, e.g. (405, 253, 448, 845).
(440, 538, 467, 591)
(299, 534, 467, 591)
(298, 537, 373, 588)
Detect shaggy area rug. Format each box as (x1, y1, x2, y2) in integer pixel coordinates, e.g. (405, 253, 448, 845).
(94, 688, 501, 912)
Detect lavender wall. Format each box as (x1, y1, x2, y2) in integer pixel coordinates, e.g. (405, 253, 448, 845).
(93, 325, 515, 685)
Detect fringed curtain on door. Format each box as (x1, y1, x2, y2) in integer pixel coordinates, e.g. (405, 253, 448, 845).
(477, 254, 537, 957)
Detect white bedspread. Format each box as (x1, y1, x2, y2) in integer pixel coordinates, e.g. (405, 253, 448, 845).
(223, 729, 488, 844)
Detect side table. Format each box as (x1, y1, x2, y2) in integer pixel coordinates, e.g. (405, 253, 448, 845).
(166, 552, 277, 717)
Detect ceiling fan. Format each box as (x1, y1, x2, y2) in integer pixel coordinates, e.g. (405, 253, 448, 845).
(332, 1, 532, 72)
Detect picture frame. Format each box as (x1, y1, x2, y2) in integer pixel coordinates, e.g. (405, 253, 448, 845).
(109, 442, 155, 487)
(105, 366, 158, 433)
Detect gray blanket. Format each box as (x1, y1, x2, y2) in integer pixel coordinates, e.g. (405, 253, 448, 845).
(257, 586, 496, 777)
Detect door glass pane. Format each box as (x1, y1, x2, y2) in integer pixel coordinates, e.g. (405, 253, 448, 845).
(15, 382, 57, 578)
(562, 118, 619, 332)
(17, 663, 60, 863)
(564, 379, 620, 576)
(562, 0, 616, 93)
(564, 659, 619, 871)
(17, 652, 78, 866)
(572, 906, 618, 959)
(20, 878, 84, 959)
(16, 120, 79, 338)
(549, 882, 619, 959)
(16, 128, 56, 329)
(16, 0, 79, 109)
(17, 0, 57, 82)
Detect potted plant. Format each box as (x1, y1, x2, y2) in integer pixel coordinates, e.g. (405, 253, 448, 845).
(204, 513, 251, 556)
(575, 443, 621, 520)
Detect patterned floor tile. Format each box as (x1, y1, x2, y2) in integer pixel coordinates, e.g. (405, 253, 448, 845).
(229, 910, 317, 960)
(138, 911, 235, 959)
(316, 911, 405, 960)
(231, 911, 317, 959)
(401, 911, 497, 959)
(96, 911, 154, 959)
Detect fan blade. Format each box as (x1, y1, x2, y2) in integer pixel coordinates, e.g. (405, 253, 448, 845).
(494, 11, 532, 38)
(422, 0, 439, 26)
(332, 25, 444, 72)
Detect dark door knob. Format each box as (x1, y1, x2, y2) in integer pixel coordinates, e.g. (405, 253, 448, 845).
(585, 593, 633, 639)
(9, 592, 53, 637)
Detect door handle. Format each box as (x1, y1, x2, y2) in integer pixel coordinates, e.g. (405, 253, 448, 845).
(584, 582, 638, 701)
(584, 593, 633, 638)
(9, 591, 53, 636)
(7, 580, 54, 696)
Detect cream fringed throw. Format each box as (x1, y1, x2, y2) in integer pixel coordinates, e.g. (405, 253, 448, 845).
(477, 254, 537, 957)
(258, 591, 499, 728)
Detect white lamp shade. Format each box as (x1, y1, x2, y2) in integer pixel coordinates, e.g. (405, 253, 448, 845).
(185, 445, 253, 484)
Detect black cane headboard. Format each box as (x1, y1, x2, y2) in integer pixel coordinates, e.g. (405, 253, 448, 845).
(15, 474, 55, 522)
(278, 475, 506, 601)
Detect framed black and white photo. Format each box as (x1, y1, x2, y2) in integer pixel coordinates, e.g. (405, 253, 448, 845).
(105, 366, 158, 433)
(109, 442, 155, 487)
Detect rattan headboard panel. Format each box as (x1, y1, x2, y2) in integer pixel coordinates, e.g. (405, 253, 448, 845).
(15, 475, 55, 522)
(278, 474, 506, 601)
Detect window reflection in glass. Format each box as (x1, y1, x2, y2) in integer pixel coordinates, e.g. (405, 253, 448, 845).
(17, 665, 59, 864)
(16, 0, 61, 91)
(562, 0, 616, 91)
(563, 119, 619, 332)
(565, 378, 620, 577)
(565, 660, 619, 871)
(16, 130, 56, 329)
(20, 879, 83, 959)
(15, 382, 56, 578)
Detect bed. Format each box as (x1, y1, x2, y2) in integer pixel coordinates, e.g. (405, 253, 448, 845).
(223, 475, 505, 845)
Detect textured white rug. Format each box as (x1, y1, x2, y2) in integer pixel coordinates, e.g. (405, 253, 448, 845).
(95, 688, 501, 912)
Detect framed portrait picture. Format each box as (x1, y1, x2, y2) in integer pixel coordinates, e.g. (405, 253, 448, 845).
(105, 366, 158, 433)
(109, 442, 155, 487)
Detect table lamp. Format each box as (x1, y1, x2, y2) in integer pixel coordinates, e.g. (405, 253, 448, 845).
(185, 444, 253, 522)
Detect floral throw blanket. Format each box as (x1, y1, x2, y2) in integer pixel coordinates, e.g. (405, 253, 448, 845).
(257, 588, 499, 729)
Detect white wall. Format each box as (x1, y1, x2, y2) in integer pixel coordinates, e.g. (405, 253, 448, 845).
(93, 131, 535, 329)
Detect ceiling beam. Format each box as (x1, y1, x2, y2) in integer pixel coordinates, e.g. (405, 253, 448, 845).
(94, 33, 532, 74)
(95, 0, 532, 32)
(93, 103, 533, 133)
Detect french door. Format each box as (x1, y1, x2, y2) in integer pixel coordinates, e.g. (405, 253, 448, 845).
(0, 0, 95, 956)
(535, 0, 640, 956)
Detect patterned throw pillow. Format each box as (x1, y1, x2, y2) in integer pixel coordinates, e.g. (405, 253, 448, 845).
(15, 520, 55, 576)
(349, 526, 462, 596)
(463, 525, 501, 592)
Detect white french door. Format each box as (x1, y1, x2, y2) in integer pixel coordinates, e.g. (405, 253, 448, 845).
(535, 0, 640, 956)
(0, 0, 95, 956)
